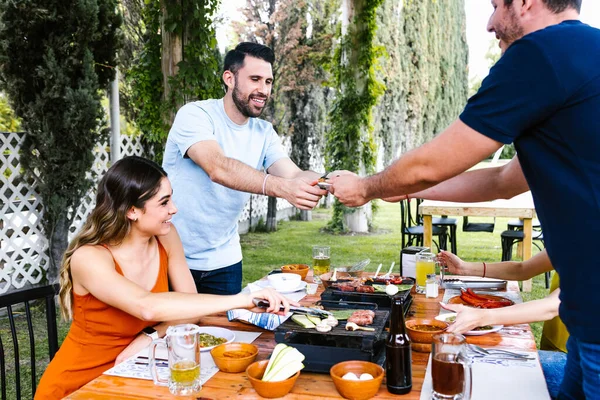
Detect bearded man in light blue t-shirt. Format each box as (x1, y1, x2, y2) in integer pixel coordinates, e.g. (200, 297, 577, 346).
(163, 42, 328, 295)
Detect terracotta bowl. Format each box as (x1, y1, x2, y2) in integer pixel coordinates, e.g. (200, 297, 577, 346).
(319, 271, 353, 289)
(246, 360, 300, 398)
(330, 361, 384, 400)
(405, 318, 448, 352)
(281, 264, 310, 280)
(210, 342, 258, 373)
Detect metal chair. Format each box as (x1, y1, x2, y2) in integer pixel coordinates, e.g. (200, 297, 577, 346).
(500, 230, 550, 288)
(462, 216, 495, 233)
(413, 199, 458, 254)
(400, 200, 448, 252)
(507, 219, 541, 231)
(0, 284, 59, 400)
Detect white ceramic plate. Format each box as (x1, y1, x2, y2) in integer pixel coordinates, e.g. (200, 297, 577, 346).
(257, 280, 307, 294)
(463, 324, 503, 336)
(435, 313, 457, 323)
(435, 313, 503, 335)
(197, 326, 235, 352)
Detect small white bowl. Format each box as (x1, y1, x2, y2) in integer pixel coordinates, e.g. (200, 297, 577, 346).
(267, 273, 301, 292)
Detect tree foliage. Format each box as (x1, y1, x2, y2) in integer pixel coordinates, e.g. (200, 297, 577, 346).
(0, 0, 121, 282)
(125, 0, 223, 159)
(0, 94, 20, 132)
(374, 0, 469, 162)
(325, 0, 386, 232)
(235, 0, 338, 225)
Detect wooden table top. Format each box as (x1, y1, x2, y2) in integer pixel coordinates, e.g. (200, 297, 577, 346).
(419, 192, 537, 219)
(66, 275, 537, 399)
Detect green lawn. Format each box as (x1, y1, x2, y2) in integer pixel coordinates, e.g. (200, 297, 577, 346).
(3, 200, 549, 398)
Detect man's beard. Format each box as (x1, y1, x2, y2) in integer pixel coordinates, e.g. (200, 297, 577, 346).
(232, 83, 268, 118)
(497, 7, 524, 53)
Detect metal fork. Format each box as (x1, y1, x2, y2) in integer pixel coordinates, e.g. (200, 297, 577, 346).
(469, 344, 532, 359)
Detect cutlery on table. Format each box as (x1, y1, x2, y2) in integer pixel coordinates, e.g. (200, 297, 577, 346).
(382, 262, 395, 279)
(373, 264, 383, 279)
(468, 344, 532, 359)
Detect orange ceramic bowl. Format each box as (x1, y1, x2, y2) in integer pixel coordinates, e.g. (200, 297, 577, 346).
(281, 264, 310, 280)
(405, 318, 448, 348)
(246, 360, 300, 398)
(330, 361, 384, 400)
(210, 342, 258, 373)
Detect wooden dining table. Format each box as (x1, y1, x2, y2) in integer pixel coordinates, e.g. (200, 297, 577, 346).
(66, 273, 539, 399)
(419, 192, 537, 291)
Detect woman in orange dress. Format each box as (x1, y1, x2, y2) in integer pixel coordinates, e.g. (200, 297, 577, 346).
(35, 156, 294, 399)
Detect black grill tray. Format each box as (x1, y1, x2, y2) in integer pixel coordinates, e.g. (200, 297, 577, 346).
(320, 285, 413, 311)
(274, 301, 390, 373)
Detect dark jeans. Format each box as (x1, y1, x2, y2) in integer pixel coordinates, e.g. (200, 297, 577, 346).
(539, 350, 567, 399)
(190, 261, 242, 295)
(558, 336, 600, 400)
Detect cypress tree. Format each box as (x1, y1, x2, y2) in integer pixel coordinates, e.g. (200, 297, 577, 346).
(0, 0, 121, 282)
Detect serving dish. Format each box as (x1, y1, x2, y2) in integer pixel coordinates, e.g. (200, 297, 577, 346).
(330, 360, 384, 400)
(246, 360, 300, 398)
(405, 318, 448, 352)
(256, 279, 307, 294)
(197, 326, 235, 352)
(210, 342, 258, 373)
(448, 293, 514, 308)
(435, 313, 504, 335)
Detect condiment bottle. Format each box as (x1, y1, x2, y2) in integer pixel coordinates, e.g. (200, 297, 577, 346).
(386, 296, 412, 394)
(426, 273, 439, 298)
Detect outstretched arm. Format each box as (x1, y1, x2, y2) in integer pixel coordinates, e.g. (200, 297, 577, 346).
(438, 249, 553, 281)
(408, 157, 528, 202)
(330, 120, 503, 206)
(70, 243, 298, 323)
(443, 289, 560, 334)
(187, 141, 326, 210)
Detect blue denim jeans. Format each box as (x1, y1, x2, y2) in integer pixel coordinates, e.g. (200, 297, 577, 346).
(190, 261, 242, 295)
(539, 350, 567, 399)
(558, 337, 600, 400)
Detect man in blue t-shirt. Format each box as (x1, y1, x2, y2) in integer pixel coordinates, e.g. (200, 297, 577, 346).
(331, 1, 599, 398)
(163, 43, 327, 295)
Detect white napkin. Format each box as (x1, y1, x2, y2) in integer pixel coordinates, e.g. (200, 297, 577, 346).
(419, 352, 550, 400)
(103, 330, 262, 385)
(226, 280, 307, 330)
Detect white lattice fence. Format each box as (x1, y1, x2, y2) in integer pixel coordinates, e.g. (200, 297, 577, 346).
(0, 133, 152, 294)
(1, 132, 302, 294)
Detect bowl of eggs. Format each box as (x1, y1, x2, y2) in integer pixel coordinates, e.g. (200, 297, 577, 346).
(330, 360, 384, 400)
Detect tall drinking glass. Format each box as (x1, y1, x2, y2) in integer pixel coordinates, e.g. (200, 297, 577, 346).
(150, 324, 202, 396)
(415, 251, 437, 294)
(431, 333, 472, 400)
(312, 245, 331, 284)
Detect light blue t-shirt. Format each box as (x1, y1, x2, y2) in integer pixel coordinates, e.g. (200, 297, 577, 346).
(162, 99, 288, 271)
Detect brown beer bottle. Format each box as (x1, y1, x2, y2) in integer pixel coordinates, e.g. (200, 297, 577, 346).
(386, 296, 412, 394)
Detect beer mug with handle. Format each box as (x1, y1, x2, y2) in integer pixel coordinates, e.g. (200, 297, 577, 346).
(150, 324, 202, 396)
(431, 333, 472, 400)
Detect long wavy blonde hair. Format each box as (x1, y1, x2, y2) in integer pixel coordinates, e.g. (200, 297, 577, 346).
(58, 156, 167, 320)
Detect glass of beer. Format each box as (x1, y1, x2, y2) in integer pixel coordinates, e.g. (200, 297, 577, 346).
(415, 251, 437, 294)
(150, 324, 202, 396)
(431, 333, 472, 400)
(312, 245, 331, 284)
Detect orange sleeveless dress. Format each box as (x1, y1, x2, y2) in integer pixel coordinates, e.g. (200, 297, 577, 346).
(35, 240, 169, 399)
